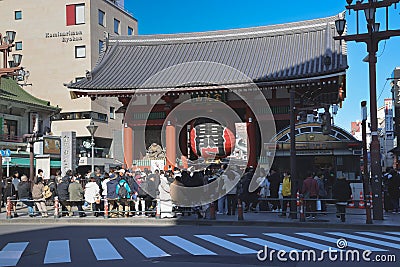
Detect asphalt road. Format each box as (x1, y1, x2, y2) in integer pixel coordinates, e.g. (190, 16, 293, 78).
(0, 224, 399, 267)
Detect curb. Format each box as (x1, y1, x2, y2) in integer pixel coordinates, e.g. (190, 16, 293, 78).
(0, 218, 398, 230)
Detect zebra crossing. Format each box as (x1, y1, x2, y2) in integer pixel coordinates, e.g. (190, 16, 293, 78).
(0, 231, 399, 266)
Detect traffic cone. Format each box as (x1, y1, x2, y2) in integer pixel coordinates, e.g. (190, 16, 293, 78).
(358, 191, 365, 209)
(348, 194, 355, 208)
(296, 191, 300, 207)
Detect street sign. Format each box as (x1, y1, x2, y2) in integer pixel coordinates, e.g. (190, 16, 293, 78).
(0, 149, 11, 157)
(1, 157, 11, 163)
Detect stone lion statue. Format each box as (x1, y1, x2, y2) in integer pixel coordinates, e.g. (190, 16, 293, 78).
(143, 143, 165, 160)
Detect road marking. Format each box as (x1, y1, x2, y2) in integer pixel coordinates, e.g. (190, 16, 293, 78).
(356, 232, 400, 243)
(296, 233, 386, 252)
(0, 242, 29, 267)
(44, 240, 71, 264)
(194, 235, 257, 254)
(263, 233, 335, 251)
(385, 232, 400, 237)
(88, 239, 123, 261)
(243, 238, 301, 252)
(125, 237, 170, 258)
(161, 236, 217, 255)
(326, 232, 400, 250)
(227, 234, 248, 237)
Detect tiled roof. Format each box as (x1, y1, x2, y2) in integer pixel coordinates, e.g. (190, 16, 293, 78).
(0, 77, 60, 111)
(68, 14, 347, 93)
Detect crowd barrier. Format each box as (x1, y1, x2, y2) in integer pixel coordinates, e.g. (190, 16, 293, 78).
(3, 194, 374, 222)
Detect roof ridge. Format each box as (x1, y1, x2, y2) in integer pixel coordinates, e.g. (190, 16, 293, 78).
(109, 13, 341, 45)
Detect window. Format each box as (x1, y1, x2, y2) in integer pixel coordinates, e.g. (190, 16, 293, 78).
(15, 11, 22, 20)
(99, 40, 104, 54)
(15, 41, 22, 50)
(66, 3, 85, 26)
(4, 120, 17, 139)
(128, 26, 134, 35)
(98, 9, 105, 26)
(114, 19, 120, 34)
(75, 45, 86, 58)
(110, 107, 115, 119)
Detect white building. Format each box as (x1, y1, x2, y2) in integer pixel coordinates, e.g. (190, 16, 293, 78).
(0, 0, 138, 171)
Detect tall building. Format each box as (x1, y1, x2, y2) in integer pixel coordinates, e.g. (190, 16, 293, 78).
(0, 0, 138, 171)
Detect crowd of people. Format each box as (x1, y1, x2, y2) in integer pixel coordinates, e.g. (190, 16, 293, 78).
(1, 164, 396, 222)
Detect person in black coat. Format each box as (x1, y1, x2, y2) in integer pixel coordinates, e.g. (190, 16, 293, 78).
(387, 170, 400, 213)
(332, 176, 352, 222)
(57, 174, 71, 216)
(268, 168, 282, 212)
(18, 175, 35, 217)
(3, 178, 18, 217)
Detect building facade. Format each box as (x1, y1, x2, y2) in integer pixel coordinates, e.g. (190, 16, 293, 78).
(0, 0, 138, 171)
(68, 14, 348, 173)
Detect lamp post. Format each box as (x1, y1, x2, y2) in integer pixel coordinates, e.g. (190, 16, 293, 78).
(361, 100, 373, 224)
(334, 0, 400, 220)
(23, 133, 43, 182)
(86, 119, 98, 173)
(0, 31, 23, 79)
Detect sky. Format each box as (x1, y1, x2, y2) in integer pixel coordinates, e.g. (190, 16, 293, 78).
(124, 0, 400, 132)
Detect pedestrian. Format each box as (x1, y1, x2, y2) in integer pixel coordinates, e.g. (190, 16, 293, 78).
(268, 168, 282, 212)
(46, 175, 58, 206)
(279, 171, 291, 217)
(106, 173, 119, 217)
(301, 171, 319, 218)
(17, 175, 34, 217)
(222, 166, 240, 215)
(4, 177, 18, 216)
(387, 169, 400, 213)
(158, 170, 174, 218)
(68, 176, 86, 217)
(84, 177, 101, 216)
(32, 177, 48, 217)
(12, 171, 20, 200)
(315, 172, 327, 213)
(57, 171, 71, 216)
(116, 170, 132, 217)
(332, 176, 352, 222)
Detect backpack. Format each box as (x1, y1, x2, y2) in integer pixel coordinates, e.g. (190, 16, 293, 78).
(43, 185, 53, 199)
(118, 181, 128, 198)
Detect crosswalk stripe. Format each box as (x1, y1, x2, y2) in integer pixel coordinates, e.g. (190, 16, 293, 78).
(296, 233, 386, 252)
(88, 239, 123, 261)
(386, 232, 400, 237)
(356, 232, 400, 243)
(125, 237, 170, 258)
(0, 242, 29, 267)
(44, 240, 71, 264)
(227, 234, 248, 237)
(263, 233, 335, 251)
(161, 236, 217, 255)
(195, 235, 257, 254)
(326, 232, 400, 250)
(243, 238, 301, 252)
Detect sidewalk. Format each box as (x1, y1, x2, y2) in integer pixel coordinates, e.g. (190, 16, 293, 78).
(0, 204, 398, 230)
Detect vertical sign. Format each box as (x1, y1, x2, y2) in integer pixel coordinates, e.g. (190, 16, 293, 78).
(384, 99, 393, 132)
(61, 131, 76, 176)
(29, 113, 39, 133)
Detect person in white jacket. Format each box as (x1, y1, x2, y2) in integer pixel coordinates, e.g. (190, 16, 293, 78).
(158, 171, 174, 218)
(84, 177, 100, 216)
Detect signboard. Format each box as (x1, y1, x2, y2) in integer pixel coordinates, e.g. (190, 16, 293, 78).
(394, 68, 400, 107)
(43, 137, 61, 155)
(0, 149, 11, 157)
(384, 99, 394, 132)
(36, 155, 50, 180)
(61, 131, 76, 176)
(150, 160, 165, 172)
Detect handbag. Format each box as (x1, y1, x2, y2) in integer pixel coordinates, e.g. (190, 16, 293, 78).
(95, 194, 101, 204)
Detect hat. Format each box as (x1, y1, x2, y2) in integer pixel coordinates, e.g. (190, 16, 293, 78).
(21, 176, 28, 182)
(109, 174, 116, 178)
(118, 169, 125, 174)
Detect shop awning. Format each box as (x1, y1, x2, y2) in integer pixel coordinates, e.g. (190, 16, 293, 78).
(1, 158, 61, 168)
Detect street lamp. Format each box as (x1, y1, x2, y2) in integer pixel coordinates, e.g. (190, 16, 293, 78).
(0, 30, 23, 79)
(86, 119, 98, 173)
(334, 0, 400, 220)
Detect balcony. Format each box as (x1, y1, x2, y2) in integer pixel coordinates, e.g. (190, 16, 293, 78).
(0, 134, 24, 143)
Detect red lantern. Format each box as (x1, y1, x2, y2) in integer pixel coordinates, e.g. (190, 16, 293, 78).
(190, 123, 235, 159)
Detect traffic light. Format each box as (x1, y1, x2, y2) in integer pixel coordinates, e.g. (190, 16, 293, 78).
(321, 110, 331, 135)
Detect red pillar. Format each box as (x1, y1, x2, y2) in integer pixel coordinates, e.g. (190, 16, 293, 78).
(166, 120, 176, 170)
(246, 117, 257, 168)
(123, 123, 133, 169)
